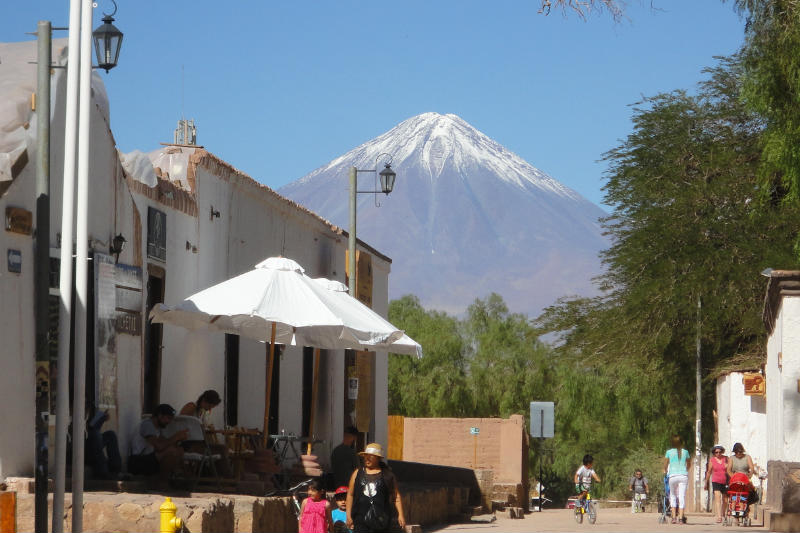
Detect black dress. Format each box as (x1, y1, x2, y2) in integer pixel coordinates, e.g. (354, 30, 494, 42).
(352, 467, 397, 533)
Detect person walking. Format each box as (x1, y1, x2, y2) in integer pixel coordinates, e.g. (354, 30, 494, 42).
(704, 444, 728, 523)
(346, 443, 405, 533)
(629, 469, 648, 513)
(663, 434, 691, 524)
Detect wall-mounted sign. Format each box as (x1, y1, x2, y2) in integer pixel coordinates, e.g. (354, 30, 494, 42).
(147, 206, 166, 261)
(743, 373, 765, 396)
(470, 427, 480, 435)
(7, 249, 22, 273)
(5, 207, 32, 235)
(115, 311, 142, 336)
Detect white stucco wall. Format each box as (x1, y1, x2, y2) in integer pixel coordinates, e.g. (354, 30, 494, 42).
(775, 297, 800, 460)
(766, 302, 783, 461)
(0, 41, 140, 477)
(0, 172, 36, 479)
(715, 372, 768, 472)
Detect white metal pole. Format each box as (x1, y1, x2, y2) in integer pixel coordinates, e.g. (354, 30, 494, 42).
(71, 0, 93, 530)
(695, 295, 702, 513)
(52, 0, 82, 530)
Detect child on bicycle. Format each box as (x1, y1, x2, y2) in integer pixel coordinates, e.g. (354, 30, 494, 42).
(574, 454, 602, 500)
(298, 478, 333, 533)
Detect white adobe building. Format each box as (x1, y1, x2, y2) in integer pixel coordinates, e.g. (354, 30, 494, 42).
(0, 39, 393, 480)
(761, 270, 800, 463)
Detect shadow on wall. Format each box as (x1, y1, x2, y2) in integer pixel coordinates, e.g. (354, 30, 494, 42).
(388, 460, 481, 507)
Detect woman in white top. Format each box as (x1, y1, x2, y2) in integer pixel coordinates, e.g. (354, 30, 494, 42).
(663, 434, 692, 524)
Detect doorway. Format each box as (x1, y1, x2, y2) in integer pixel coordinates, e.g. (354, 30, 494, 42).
(143, 267, 164, 414)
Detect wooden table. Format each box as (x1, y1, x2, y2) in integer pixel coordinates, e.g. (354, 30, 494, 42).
(209, 427, 263, 479)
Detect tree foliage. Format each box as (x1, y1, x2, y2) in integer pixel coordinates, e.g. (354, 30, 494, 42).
(535, 55, 800, 496)
(537, 0, 628, 21)
(733, 0, 800, 203)
(388, 293, 553, 419)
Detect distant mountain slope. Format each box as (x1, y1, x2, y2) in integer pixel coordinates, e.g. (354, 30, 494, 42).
(280, 112, 608, 317)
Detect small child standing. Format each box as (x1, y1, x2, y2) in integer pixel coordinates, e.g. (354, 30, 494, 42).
(574, 454, 602, 500)
(331, 486, 349, 531)
(299, 479, 333, 533)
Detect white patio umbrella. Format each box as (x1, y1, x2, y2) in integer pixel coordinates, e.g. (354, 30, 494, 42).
(149, 256, 410, 440)
(299, 277, 422, 452)
(311, 278, 423, 357)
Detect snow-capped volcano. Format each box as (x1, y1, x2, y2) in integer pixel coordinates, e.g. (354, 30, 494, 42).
(281, 112, 608, 317)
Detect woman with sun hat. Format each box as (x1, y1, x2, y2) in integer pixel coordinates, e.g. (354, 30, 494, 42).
(345, 443, 405, 533)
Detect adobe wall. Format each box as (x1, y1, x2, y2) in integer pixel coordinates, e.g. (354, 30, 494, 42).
(400, 415, 529, 509)
(401, 415, 526, 485)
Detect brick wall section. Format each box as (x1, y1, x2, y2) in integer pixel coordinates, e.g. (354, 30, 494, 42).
(401, 415, 526, 484)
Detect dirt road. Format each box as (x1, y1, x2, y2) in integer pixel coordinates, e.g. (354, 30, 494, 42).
(426, 507, 765, 533)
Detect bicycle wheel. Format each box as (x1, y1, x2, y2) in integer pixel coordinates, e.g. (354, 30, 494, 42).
(588, 501, 597, 524)
(574, 505, 584, 524)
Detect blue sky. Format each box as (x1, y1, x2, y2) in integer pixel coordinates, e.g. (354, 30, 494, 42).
(2, 1, 746, 208)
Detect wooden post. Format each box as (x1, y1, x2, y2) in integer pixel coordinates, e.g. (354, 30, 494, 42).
(263, 323, 277, 447)
(0, 491, 16, 533)
(306, 348, 321, 455)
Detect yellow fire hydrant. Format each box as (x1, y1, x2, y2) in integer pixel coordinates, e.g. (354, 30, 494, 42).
(160, 497, 183, 533)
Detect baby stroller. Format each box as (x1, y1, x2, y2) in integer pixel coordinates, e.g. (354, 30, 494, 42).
(657, 475, 670, 524)
(724, 472, 753, 526)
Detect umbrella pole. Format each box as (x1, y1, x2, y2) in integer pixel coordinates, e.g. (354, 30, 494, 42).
(306, 348, 321, 455)
(263, 323, 276, 448)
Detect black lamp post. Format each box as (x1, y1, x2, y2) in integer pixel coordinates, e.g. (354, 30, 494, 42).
(348, 153, 396, 295)
(92, 2, 123, 72)
(378, 163, 396, 194)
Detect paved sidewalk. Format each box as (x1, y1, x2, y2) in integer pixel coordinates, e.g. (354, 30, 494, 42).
(426, 507, 766, 533)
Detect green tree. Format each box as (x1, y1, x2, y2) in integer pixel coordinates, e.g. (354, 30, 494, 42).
(388, 295, 471, 417)
(734, 0, 800, 203)
(536, 55, 800, 493)
(464, 294, 554, 418)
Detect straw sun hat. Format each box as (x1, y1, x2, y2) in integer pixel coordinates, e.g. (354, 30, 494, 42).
(358, 443, 385, 458)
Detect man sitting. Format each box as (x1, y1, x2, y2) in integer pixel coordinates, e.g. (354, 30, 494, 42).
(128, 404, 187, 488)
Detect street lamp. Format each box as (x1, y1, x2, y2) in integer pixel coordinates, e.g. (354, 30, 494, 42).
(348, 153, 396, 296)
(91, 0, 123, 72)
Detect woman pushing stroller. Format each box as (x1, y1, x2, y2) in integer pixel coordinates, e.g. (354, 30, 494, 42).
(724, 442, 757, 526)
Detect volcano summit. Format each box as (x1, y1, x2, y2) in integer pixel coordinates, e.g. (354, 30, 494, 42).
(280, 112, 608, 317)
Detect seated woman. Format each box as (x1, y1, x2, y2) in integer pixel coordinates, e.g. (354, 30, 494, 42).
(179, 389, 232, 477)
(180, 389, 222, 425)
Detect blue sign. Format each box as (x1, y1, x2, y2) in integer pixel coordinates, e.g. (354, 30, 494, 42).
(470, 427, 479, 435)
(7, 249, 21, 273)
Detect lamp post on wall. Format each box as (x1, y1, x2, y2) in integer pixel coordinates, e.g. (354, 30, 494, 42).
(52, 2, 122, 531)
(347, 153, 396, 296)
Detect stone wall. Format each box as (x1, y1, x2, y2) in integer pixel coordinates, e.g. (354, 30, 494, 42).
(11, 483, 467, 532)
(767, 460, 800, 512)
